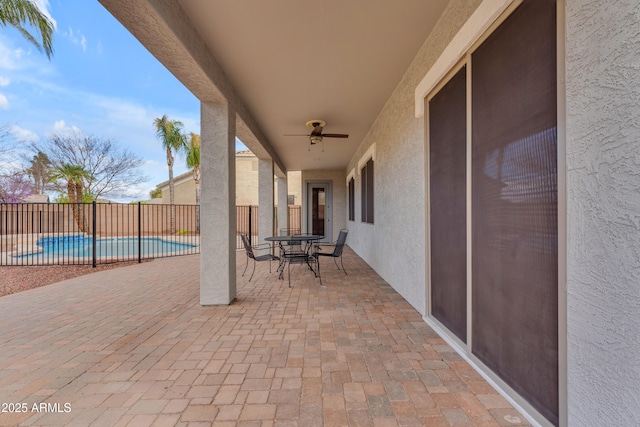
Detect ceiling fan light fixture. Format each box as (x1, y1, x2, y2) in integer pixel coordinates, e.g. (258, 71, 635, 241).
(310, 135, 322, 145)
(306, 119, 326, 129)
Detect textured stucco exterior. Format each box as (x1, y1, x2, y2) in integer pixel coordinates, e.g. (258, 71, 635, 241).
(345, 0, 482, 315)
(257, 159, 274, 245)
(200, 102, 236, 305)
(565, 1, 640, 425)
(235, 153, 260, 206)
(159, 172, 196, 205)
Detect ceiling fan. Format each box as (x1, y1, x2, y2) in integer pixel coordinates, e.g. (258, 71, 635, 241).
(286, 120, 349, 145)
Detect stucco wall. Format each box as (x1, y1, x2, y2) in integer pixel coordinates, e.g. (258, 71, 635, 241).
(345, 0, 482, 315)
(161, 175, 196, 205)
(287, 171, 302, 206)
(565, 1, 640, 425)
(236, 155, 259, 205)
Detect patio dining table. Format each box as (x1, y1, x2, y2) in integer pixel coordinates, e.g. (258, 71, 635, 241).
(265, 234, 324, 286)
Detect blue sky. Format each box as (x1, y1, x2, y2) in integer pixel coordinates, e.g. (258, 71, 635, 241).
(1, 0, 242, 201)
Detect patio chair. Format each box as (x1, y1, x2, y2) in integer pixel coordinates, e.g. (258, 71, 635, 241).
(279, 228, 303, 251)
(276, 229, 318, 287)
(311, 228, 348, 285)
(240, 233, 279, 282)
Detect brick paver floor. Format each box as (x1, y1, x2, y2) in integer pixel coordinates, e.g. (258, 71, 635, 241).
(0, 248, 531, 426)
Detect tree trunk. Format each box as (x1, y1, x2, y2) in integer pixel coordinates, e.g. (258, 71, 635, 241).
(74, 181, 85, 232)
(67, 181, 81, 232)
(167, 147, 175, 235)
(194, 167, 201, 234)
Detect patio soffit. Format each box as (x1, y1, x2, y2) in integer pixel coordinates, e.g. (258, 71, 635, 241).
(99, 0, 449, 171)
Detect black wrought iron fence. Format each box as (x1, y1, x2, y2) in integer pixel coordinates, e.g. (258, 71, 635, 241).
(235, 205, 302, 249)
(0, 202, 200, 266)
(288, 205, 301, 233)
(1, 202, 302, 265)
(236, 205, 260, 248)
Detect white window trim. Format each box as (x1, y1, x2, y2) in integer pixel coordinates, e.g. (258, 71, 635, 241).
(357, 143, 376, 175)
(414, 0, 515, 118)
(346, 168, 355, 184)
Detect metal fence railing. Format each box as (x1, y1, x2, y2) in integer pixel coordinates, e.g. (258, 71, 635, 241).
(1, 203, 303, 265)
(1, 202, 200, 266)
(236, 205, 260, 248)
(235, 205, 302, 249)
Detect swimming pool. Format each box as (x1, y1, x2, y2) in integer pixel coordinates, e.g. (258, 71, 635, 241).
(21, 235, 197, 260)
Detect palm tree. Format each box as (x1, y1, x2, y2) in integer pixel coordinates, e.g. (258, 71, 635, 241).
(185, 132, 201, 203)
(26, 151, 52, 195)
(153, 115, 186, 234)
(184, 132, 201, 233)
(0, 0, 55, 59)
(51, 164, 90, 232)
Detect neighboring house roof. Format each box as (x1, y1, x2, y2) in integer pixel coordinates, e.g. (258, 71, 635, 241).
(22, 194, 50, 203)
(156, 170, 194, 189)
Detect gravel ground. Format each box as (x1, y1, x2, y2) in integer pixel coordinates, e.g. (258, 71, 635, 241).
(0, 261, 148, 297)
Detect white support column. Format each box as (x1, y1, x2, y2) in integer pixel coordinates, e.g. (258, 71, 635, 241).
(277, 175, 288, 233)
(200, 101, 236, 305)
(257, 159, 274, 245)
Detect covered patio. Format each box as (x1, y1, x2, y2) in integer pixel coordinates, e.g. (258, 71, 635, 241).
(0, 252, 528, 426)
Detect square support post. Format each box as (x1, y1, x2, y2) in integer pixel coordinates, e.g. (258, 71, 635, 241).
(200, 101, 236, 305)
(277, 175, 289, 232)
(258, 159, 274, 245)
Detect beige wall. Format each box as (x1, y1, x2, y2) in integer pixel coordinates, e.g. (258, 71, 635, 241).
(287, 171, 302, 206)
(158, 153, 301, 207)
(235, 154, 258, 205)
(161, 174, 196, 205)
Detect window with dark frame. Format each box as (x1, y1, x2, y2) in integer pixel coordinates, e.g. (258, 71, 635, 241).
(360, 158, 374, 224)
(348, 177, 355, 221)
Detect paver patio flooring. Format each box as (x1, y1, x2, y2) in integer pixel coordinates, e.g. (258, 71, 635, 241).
(0, 248, 530, 427)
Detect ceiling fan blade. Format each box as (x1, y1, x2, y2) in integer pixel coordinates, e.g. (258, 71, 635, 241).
(283, 134, 311, 136)
(310, 125, 324, 137)
(321, 133, 349, 138)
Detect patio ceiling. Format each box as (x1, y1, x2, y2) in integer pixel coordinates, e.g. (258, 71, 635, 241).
(100, 0, 449, 171)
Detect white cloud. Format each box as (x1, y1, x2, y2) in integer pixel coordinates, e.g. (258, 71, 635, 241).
(10, 125, 39, 143)
(33, 0, 57, 30)
(0, 40, 28, 71)
(0, 93, 8, 109)
(96, 97, 151, 125)
(0, 159, 23, 174)
(0, 76, 9, 86)
(63, 27, 87, 52)
(50, 120, 81, 135)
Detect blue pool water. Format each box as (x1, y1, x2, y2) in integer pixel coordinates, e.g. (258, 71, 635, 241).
(22, 235, 196, 259)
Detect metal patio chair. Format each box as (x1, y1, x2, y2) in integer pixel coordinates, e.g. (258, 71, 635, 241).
(276, 228, 319, 287)
(240, 233, 279, 282)
(279, 228, 303, 255)
(311, 228, 348, 285)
